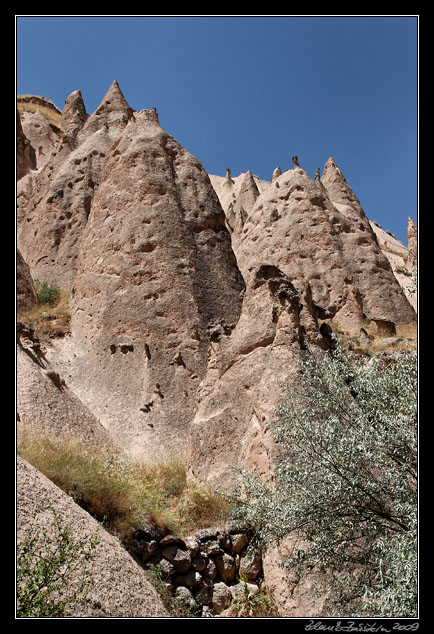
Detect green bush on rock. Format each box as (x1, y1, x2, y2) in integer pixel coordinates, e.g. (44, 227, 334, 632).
(17, 510, 99, 617)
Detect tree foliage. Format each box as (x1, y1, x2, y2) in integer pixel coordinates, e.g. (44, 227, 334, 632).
(17, 511, 100, 617)
(231, 345, 417, 617)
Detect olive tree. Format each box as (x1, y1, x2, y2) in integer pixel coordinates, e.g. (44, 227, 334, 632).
(231, 345, 417, 617)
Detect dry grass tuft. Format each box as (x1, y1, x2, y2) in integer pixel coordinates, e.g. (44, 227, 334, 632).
(323, 318, 417, 357)
(17, 426, 230, 539)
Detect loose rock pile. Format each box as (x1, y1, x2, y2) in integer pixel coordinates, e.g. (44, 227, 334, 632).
(128, 523, 263, 616)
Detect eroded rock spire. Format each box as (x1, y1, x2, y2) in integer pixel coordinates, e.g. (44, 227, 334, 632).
(407, 216, 417, 260)
(272, 167, 281, 182)
(60, 89, 88, 140)
(78, 80, 135, 140)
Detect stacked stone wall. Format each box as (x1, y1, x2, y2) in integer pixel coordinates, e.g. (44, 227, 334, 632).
(127, 523, 263, 616)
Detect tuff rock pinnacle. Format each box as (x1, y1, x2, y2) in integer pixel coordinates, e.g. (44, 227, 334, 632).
(407, 216, 417, 259)
(60, 89, 88, 140)
(16, 109, 36, 179)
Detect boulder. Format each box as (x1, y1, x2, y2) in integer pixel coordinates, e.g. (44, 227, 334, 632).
(159, 534, 186, 548)
(181, 570, 203, 588)
(192, 555, 208, 572)
(215, 552, 236, 582)
(230, 582, 260, 601)
(203, 558, 217, 580)
(17, 457, 169, 617)
(161, 545, 191, 573)
(212, 582, 232, 615)
(203, 540, 222, 557)
(184, 535, 200, 557)
(156, 558, 175, 579)
(239, 546, 262, 581)
(230, 533, 248, 554)
(174, 586, 197, 610)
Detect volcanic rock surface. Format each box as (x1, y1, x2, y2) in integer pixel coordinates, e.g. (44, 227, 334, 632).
(21, 83, 244, 460)
(17, 249, 37, 312)
(16, 109, 36, 180)
(211, 160, 416, 334)
(370, 218, 417, 311)
(17, 81, 417, 471)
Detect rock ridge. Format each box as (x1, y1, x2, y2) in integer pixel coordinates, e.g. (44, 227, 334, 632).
(211, 160, 416, 332)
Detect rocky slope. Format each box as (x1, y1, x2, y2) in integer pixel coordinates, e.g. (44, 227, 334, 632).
(17, 456, 169, 617)
(16, 82, 417, 617)
(370, 217, 417, 311)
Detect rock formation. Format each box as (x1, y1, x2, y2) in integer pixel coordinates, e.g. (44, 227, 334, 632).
(16, 109, 36, 179)
(370, 219, 417, 312)
(16, 249, 37, 313)
(60, 89, 88, 142)
(17, 83, 134, 290)
(224, 170, 260, 241)
(16, 82, 418, 618)
(272, 166, 282, 182)
(408, 216, 417, 260)
(17, 81, 415, 474)
(17, 322, 115, 450)
(20, 108, 60, 169)
(17, 83, 417, 469)
(211, 159, 416, 335)
(187, 263, 333, 487)
(18, 83, 244, 461)
(208, 170, 270, 220)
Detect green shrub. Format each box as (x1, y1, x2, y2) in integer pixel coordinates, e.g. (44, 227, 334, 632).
(34, 280, 61, 307)
(17, 511, 99, 617)
(231, 345, 417, 617)
(231, 573, 277, 617)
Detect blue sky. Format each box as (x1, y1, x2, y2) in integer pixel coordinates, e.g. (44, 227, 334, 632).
(16, 15, 418, 244)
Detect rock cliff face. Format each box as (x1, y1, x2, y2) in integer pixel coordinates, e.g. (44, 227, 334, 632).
(187, 264, 332, 486)
(17, 82, 244, 460)
(17, 322, 115, 450)
(369, 218, 417, 312)
(211, 160, 416, 334)
(17, 83, 132, 290)
(17, 82, 416, 472)
(61, 103, 244, 458)
(16, 249, 37, 312)
(16, 110, 36, 179)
